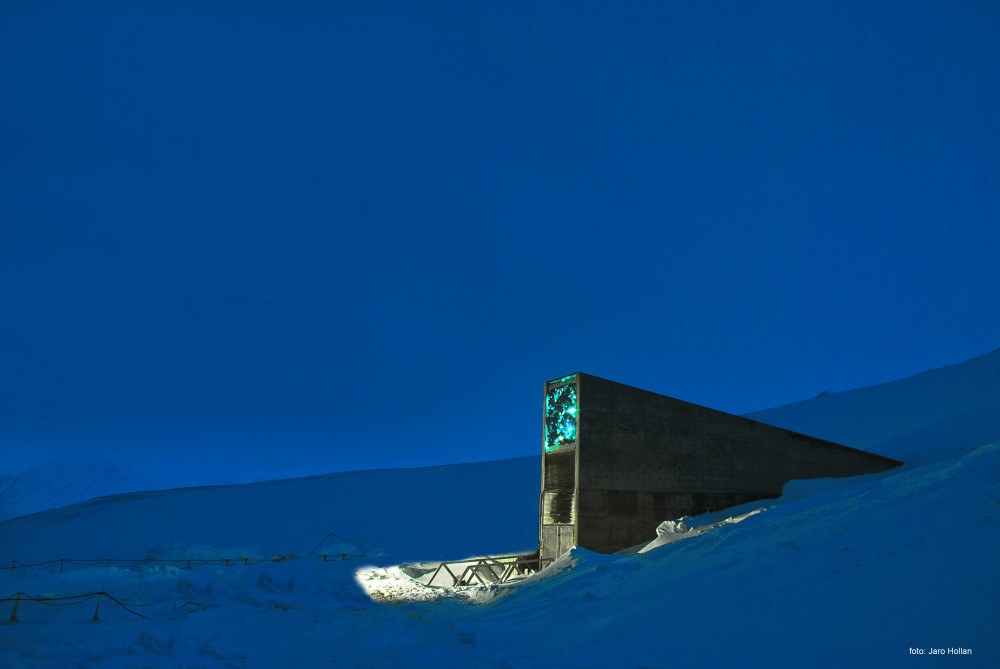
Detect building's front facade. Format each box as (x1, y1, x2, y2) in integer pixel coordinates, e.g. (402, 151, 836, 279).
(539, 373, 903, 561)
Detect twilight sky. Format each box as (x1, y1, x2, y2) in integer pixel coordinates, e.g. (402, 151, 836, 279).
(2, 1, 998, 481)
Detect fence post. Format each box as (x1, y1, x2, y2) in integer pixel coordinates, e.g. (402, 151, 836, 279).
(92, 594, 102, 623)
(7, 594, 19, 624)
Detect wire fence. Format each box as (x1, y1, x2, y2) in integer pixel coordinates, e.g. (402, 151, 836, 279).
(2, 531, 372, 623)
(2, 590, 211, 624)
(1, 532, 369, 575)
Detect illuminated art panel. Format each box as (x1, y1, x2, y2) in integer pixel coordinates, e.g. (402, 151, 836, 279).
(544, 374, 578, 452)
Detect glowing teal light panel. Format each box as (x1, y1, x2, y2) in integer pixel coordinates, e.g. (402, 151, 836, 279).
(545, 375, 578, 452)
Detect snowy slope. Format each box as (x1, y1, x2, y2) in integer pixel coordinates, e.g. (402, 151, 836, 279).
(746, 347, 1000, 461)
(0, 456, 238, 523)
(1, 446, 994, 668)
(0, 457, 540, 565)
(440, 445, 999, 668)
(0, 457, 163, 523)
(1, 351, 999, 667)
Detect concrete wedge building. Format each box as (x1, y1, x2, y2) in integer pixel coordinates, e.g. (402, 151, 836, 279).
(539, 373, 903, 561)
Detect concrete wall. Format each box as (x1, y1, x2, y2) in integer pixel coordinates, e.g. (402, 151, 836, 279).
(538, 374, 580, 562)
(539, 373, 902, 560)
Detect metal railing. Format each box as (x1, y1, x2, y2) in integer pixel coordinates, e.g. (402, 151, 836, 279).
(426, 554, 553, 588)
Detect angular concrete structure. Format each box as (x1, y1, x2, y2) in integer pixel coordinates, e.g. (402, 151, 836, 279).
(539, 373, 903, 561)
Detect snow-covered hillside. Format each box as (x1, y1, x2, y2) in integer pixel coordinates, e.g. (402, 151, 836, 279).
(747, 347, 1000, 463)
(0, 456, 236, 523)
(1, 351, 998, 667)
(0, 457, 164, 523)
(0, 457, 539, 565)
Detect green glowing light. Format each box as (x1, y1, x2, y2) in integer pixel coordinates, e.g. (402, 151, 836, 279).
(544, 375, 578, 452)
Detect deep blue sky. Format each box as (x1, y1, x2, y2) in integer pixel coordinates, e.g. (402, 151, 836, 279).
(2, 1, 998, 481)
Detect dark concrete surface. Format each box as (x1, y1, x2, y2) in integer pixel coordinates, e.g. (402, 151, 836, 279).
(539, 373, 902, 560)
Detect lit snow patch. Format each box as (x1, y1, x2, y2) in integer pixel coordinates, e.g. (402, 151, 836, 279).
(355, 554, 560, 604)
(354, 564, 509, 604)
(354, 565, 457, 603)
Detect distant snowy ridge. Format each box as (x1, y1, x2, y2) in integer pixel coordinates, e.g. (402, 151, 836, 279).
(0, 456, 154, 522)
(0, 457, 540, 564)
(746, 347, 1000, 464)
(0, 455, 199, 522)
